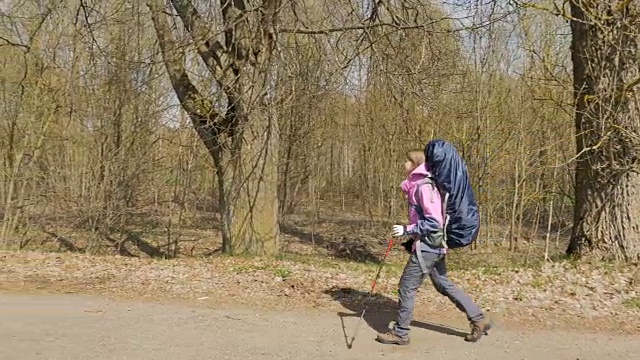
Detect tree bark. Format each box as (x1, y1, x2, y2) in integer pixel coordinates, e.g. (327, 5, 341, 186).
(225, 102, 279, 255)
(148, 0, 280, 256)
(568, 0, 640, 262)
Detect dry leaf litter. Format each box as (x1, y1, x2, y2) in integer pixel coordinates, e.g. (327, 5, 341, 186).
(0, 250, 638, 335)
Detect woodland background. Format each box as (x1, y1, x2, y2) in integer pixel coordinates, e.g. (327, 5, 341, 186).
(0, 0, 608, 264)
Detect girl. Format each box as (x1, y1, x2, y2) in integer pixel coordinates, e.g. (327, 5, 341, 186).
(375, 149, 491, 345)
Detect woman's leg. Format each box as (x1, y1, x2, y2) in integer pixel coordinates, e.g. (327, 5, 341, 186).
(428, 256, 492, 342)
(394, 252, 427, 337)
(377, 251, 440, 345)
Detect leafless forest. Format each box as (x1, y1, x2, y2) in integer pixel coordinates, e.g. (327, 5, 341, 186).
(1, 0, 638, 264)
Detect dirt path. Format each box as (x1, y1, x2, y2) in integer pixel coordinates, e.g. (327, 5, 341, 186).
(0, 292, 638, 360)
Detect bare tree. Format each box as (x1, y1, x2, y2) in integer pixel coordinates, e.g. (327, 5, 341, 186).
(147, 0, 281, 255)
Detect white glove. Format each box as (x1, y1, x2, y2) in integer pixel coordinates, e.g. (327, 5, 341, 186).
(392, 225, 406, 237)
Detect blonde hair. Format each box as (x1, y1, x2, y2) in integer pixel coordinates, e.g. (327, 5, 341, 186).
(406, 149, 425, 166)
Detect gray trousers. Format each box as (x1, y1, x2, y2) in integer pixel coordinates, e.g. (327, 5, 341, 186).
(393, 251, 484, 338)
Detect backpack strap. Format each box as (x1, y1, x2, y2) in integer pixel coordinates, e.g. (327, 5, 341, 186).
(413, 177, 448, 233)
(441, 192, 450, 245)
(412, 177, 434, 217)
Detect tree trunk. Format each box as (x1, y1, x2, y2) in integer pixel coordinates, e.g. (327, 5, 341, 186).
(148, 0, 281, 256)
(567, 0, 640, 262)
(223, 96, 279, 255)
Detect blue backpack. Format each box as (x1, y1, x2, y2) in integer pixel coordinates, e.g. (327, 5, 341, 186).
(424, 139, 480, 248)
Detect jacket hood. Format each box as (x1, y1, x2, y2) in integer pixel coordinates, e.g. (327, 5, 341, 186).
(401, 163, 431, 194)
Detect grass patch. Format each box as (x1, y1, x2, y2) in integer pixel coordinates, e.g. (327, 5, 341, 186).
(478, 266, 504, 276)
(229, 263, 268, 274)
(276, 252, 405, 275)
(224, 246, 566, 281)
(513, 290, 526, 302)
(274, 266, 292, 279)
(448, 250, 534, 271)
(622, 297, 640, 309)
(529, 274, 549, 289)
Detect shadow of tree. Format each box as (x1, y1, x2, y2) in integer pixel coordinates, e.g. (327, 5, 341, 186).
(323, 286, 469, 346)
(43, 231, 84, 253)
(280, 224, 383, 263)
(124, 231, 168, 259)
(103, 236, 137, 257)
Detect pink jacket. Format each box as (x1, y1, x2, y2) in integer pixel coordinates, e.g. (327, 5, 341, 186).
(400, 163, 445, 252)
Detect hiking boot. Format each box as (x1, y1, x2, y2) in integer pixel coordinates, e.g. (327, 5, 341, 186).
(376, 331, 410, 345)
(464, 318, 492, 342)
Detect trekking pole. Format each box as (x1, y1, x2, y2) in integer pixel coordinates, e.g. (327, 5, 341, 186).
(347, 237, 394, 349)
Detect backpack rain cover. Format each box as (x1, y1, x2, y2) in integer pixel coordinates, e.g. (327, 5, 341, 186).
(424, 139, 480, 248)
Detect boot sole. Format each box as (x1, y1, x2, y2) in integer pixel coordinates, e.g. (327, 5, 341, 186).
(375, 338, 410, 346)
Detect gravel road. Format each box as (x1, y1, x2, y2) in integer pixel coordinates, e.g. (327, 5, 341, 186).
(0, 292, 637, 360)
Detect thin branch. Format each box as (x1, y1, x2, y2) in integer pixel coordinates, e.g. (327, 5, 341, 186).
(280, 20, 444, 35)
(169, 0, 225, 75)
(280, 11, 515, 35)
(0, 35, 29, 50)
(147, 0, 218, 123)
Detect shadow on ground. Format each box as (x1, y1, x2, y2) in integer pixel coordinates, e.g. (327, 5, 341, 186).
(323, 286, 469, 347)
(280, 224, 383, 264)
